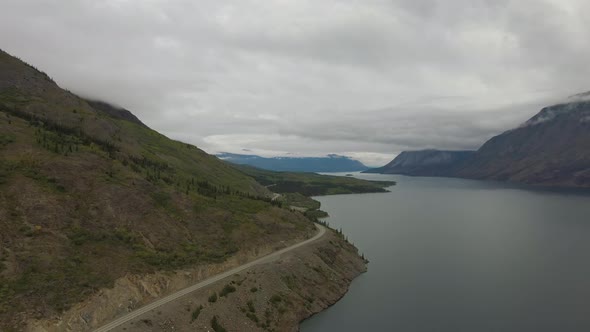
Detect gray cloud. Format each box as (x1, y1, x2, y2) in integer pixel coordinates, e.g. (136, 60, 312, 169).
(1, 0, 588, 166)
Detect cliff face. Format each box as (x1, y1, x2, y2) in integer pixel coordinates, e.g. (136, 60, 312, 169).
(456, 100, 590, 187)
(365, 150, 475, 176)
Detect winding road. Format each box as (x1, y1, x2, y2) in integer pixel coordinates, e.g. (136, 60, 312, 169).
(93, 224, 326, 332)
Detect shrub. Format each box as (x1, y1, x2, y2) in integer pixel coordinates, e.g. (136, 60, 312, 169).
(208, 293, 218, 303)
(247, 300, 256, 313)
(211, 315, 227, 332)
(191, 305, 203, 322)
(219, 284, 236, 297)
(270, 294, 282, 305)
(246, 312, 259, 323)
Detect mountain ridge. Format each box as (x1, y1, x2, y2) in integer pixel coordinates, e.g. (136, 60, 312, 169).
(218, 152, 368, 172)
(367, 97, 590, 188)
(364, 149, 475, 176)
(85, 99, 149, 128)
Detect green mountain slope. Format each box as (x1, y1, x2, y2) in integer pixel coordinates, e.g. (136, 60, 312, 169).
(0, 49, 316, 329)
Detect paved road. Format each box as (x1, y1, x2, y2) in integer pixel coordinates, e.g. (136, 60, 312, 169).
(93, 224, 326, 332)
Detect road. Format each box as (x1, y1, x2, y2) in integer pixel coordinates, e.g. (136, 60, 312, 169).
(93, 224, 326, 332)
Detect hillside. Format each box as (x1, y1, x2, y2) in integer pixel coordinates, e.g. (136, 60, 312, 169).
(455, 99, 590, 187)
(218, 153, 369, 172)
(368, 97, 590, 188)
(0, 49, 318, 329)
(364, 150, 475, 176)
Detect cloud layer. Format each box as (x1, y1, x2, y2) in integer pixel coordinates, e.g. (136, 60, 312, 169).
(2, 0, 588, 166)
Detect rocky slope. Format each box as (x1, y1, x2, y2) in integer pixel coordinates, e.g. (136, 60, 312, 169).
(26, 227, 327, 332)
(456, 99, 590, 187)
(364, 150, 475, 176)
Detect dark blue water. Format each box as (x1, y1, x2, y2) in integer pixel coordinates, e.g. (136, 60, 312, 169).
(301, 174, 590, 332)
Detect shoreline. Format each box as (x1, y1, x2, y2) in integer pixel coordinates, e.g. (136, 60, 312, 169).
(296, 273, 362, 332)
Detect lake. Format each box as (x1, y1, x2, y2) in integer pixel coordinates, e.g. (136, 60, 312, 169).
(301, 173, 590, 332)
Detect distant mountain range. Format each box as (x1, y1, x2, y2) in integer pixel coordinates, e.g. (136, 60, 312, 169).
(218, 153, 368, 172)
(366, 95, 590, 188)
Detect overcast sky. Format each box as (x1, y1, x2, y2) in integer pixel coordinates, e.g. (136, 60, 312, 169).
(1, 0, 589, 166)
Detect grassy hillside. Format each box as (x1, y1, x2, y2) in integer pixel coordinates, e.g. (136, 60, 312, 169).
(0, 49, 316, 329)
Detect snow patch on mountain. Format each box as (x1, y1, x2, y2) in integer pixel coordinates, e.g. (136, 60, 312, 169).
(520, 99, 590, 128)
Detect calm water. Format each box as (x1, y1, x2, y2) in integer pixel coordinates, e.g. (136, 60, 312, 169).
(301, 174, 590, 332)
